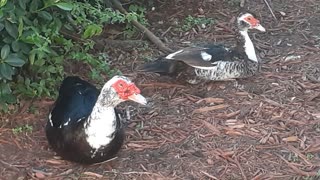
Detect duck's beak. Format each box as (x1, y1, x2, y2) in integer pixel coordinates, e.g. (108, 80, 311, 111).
(254, 24, 266, 32)
(128, 94, 147, 105)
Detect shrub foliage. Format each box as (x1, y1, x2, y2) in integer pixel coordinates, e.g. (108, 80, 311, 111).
(0, 0, 147, 111)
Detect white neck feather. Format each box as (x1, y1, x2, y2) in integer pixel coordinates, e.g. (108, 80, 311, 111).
(84, 90, 119, 150)
(239, 30, 259, 62)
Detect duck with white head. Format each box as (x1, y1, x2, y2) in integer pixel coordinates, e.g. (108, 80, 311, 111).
(46, 75, 147, 164)
(137, 12, 266, 83)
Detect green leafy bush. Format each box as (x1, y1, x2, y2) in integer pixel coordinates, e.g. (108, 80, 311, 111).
(0, 0, 147, 112)
(181, 15, 214, 31)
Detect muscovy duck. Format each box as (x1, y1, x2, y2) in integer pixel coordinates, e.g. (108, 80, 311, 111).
(46, 76, 147, 164)
(137, 12, 266, 83)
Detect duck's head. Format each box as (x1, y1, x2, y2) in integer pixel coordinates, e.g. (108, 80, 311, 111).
(237, 12, 266, 32)
(101, 76, 147, 106)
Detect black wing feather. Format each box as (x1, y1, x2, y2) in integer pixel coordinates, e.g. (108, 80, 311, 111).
(50, 76, 99, 127)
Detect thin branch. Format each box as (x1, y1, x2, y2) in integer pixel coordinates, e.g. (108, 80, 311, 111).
(263, 0, 278, 21)
(110, 0, 173, 53)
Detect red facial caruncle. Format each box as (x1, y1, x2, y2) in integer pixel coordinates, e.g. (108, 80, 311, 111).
(244, 15, 260, 28)
(112, 79, 141, 100)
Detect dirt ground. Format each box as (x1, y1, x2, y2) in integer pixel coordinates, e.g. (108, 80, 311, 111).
(1, 0, 320, 179)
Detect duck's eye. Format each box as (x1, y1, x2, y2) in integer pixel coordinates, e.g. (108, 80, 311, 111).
(119, 83, 123, 87)
(247, 17, 251, 20)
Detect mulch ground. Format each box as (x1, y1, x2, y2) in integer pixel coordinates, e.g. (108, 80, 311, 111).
(1, 0, 320, 179)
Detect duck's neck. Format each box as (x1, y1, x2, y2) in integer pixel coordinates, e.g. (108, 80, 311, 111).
(238, 30, 259, 63)
(84, 91, 120, 150)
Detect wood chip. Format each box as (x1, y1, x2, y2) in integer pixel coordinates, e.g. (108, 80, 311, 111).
(34, 172, 46, 179)
(224, 110, 240, 118)
(225, 129, 243, 136)
(193, 104, 229, 114)
(45, 159, 63, 165)
(282, 136, 299, 142)
(127, 143, 145, 148)
(228, 124, 245, 129)
(83, 172, 103, 178)
(202, 120, 220, 135)
(197, 97, 224, 104)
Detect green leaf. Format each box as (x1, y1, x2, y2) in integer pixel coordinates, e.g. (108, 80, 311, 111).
(83, 24, 102, 39)
(4, 54, 25, 67)
(0, 63, 13, 80)
(4, 20, 18, 39)
(1, 44, 10, 59)
(18, 17, 23, 38)
(3, 36, 14, 44)
(47, 65, 56, 73)
(29, 51, 35, 65)
(11, 41, 20, 52)
(29, 0, 40, 12)
(0, 82, 11, 95)
(18, 0, 26, 10)
(3, 93, 16, 103)
(0, 0, 7, 8)
(38, 11, 52, 21)
(0, 23, 4, 31)
(55, 2, 73, 11)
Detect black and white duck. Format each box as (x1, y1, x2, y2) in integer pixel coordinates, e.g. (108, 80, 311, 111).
(137, 12, 266, 83)
(46, 76, 147, 164)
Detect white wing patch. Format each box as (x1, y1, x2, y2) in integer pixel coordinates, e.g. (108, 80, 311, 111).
(48, 113, 53, 127)
(191, 65, 217, 70)
(200, 51, 212, 61)
(63, 118, 71, 126)
(166, 50, 184, 59)
(77, 117, 86, 122)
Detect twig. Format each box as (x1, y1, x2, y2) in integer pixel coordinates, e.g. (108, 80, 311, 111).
(110, 0, 173, 53)
(234, 157, 247, 180)
(200, 171, 219, 179)
(0, 160, 20, 172)
(263, 0, 278, 21)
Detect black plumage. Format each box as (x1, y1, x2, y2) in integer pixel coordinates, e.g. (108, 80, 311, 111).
(46, 76, 124, 164)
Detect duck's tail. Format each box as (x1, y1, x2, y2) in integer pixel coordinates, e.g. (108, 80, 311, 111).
(136, 58, 178, 74)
